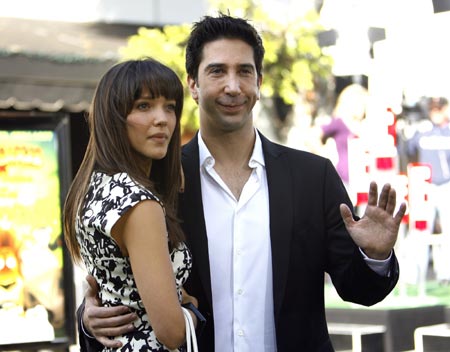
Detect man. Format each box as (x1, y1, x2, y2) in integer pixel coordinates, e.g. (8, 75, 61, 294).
(407, 96, 450, 283)
(78, 14, 406, 351)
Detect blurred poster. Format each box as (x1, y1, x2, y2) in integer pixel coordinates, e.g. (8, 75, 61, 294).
(0, 129, 65, 344)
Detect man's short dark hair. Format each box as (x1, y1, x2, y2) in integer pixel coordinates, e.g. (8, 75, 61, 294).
(428, 96, 449, 110)
(185, 13, 265, 82)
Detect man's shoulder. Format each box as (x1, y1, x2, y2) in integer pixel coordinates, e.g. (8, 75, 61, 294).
(181, 136, 198, 158)
(261, 135, 328, 163)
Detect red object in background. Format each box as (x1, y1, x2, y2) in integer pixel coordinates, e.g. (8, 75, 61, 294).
(357, 192, 369, 205)
(402, 213, 409, 224)
(376, 157, 394, 170)
(387, 108, 397, 146)
(415, 220, 428, 231)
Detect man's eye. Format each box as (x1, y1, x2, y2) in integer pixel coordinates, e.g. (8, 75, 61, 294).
(240, 68, 253, 75)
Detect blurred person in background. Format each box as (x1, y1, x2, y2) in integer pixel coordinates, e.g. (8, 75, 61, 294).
(310, 84, 369, 190)
(406, 96, 450, 284)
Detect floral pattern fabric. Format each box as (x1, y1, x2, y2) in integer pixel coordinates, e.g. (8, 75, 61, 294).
(76, 172, 192, 351)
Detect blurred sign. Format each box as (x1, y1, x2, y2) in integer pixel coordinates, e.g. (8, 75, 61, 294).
(0, 127, 72, 346)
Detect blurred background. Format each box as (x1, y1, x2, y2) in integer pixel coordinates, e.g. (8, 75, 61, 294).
(1, 0, 450, 351)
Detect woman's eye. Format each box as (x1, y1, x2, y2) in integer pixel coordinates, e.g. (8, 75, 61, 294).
(136, 102, 149, 110)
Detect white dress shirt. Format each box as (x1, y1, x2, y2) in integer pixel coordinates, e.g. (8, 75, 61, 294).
(199, 132, 277, 352)
(197, 131, 391, 352)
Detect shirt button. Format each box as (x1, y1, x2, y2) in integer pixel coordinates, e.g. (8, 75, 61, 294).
(236, 249, 242, 255)
(237, 289, 243, 295)
(237, 330, 244, 337)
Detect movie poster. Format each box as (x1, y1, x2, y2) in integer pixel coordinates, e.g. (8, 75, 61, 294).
(0, 129, 65, 344)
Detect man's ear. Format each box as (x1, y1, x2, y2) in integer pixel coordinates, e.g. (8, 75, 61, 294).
(187, 75, 199, 103)
(256, 75, 263, 100)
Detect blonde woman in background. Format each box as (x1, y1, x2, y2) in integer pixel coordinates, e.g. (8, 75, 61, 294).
(310, 83, 369, 189)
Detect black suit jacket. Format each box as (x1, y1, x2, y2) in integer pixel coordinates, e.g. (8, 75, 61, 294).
(78, 131, 399, 352)
(180, 132, 399, 352)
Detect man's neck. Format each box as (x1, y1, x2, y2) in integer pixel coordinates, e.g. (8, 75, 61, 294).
(200, 126, 256, 200)
(201, 126, 256, 167)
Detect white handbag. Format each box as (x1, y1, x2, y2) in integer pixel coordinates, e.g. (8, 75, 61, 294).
(182, 307, 199, 352)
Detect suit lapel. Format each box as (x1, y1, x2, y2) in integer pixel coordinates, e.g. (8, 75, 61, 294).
(181, 136, 213, 309)
(181, 132, 293, 322)
(259, 132, 294, 322)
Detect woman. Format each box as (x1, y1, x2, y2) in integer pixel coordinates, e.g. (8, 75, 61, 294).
(63, 58, 197, 351)
(312, 83, 369, 186)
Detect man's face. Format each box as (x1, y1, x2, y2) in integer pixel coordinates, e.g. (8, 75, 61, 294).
(430, 105, 449, 126)
(188, 38, 262, 134)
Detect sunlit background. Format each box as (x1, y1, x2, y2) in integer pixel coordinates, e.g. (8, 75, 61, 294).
(3, 0, 450, 98)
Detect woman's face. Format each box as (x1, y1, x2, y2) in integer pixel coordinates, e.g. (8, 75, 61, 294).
(126, 88, 177, 169)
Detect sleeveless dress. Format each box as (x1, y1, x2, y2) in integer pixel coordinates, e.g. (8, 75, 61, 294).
(76, 171, 192, 351)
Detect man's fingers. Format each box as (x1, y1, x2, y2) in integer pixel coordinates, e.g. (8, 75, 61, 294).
(86, 305, 132, 320)
(86, 274, 99, 292)
(339, 203, 354, 226)
(93, 320, 135, 337)
(367, 181, 378, 206)
(377, 183, 391, 210)
(91, 318, 135, 347)
(385, 188, 397, 215)
(86, 309, 136, 343)
(394, 202, 407, 224)
(96, 336, 123, 349)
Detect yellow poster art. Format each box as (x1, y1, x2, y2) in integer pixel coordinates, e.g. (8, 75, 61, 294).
(0, 129, 65, 344)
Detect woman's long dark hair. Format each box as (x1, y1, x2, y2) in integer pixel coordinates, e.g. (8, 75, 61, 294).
(64, 58, 185, 263)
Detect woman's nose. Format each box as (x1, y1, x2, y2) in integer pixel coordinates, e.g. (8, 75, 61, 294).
(153, 108, 169, 126)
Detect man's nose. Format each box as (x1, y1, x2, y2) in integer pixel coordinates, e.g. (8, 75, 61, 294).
(224, 74, 241, 94)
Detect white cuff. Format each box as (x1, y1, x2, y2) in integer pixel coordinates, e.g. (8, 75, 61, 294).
(359, 248, 392, 277)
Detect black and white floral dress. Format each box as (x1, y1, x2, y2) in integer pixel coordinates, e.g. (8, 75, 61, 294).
(76, 172, 192, 351)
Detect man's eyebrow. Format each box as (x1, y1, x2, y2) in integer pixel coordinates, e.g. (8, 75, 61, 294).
(204, 63, 224, 70)
(240, 63, 255, 70)
(204, 63, 255, 70)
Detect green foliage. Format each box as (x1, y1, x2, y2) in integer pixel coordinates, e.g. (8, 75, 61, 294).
(119, 0, 333, 133)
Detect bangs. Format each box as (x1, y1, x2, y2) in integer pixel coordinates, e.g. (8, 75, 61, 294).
(107, 59, 184, 120)
(134, 60, 183, 106)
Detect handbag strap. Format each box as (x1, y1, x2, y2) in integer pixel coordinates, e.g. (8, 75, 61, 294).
(182, 307, 199, 352)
